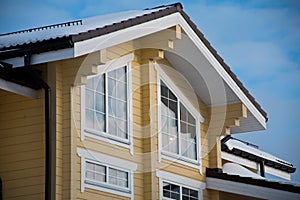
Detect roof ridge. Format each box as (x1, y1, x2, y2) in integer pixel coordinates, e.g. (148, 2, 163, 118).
(0, 19, 83, 36)
(144, 2, 183, 10)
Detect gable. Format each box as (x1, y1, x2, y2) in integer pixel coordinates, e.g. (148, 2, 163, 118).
(0, 3, 267, 133)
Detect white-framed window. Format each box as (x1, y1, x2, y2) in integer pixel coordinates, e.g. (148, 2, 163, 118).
(157, 170, 205, 200)
(77, 148, 137, 199)
(156, 63, 204, 173)
(81, 54, 133, 154)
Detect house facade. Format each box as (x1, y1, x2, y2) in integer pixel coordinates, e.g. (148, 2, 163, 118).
(0, 3, 299, 200)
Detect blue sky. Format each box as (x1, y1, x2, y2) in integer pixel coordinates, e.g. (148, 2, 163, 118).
(1, 0, 300, 182)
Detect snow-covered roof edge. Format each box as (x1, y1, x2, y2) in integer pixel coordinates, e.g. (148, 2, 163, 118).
(221, 136, 296, 173)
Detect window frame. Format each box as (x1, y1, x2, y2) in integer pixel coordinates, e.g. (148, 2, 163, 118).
(77, 148, 137, 199)
(156, 63, 204, 173)
(81, 53, 134, 154)
(157, 170, 205, 200)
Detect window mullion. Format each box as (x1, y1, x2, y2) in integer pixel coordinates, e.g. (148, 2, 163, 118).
(178, 100, 181, 156)
(180, 185, 182, 200)
(106, 166, 109, 184)
(105, 74, 108, 133)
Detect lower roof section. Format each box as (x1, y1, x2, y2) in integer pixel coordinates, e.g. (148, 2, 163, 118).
(206, 168, 300, 200)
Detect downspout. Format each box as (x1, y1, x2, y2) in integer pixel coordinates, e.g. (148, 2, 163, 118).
(24, 53, 52, 200)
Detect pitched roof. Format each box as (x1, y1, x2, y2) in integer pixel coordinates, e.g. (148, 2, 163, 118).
(0, 2, 267, 120)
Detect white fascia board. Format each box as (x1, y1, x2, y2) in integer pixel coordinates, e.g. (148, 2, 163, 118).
(4, 48, 74, 68)
(222, 151, 291, 180)
(222, 151, 259, 170)
(74, 13, 181, 57)
(176, 16, 266, 129)
(0, 78, 39, 98)
(206, 177, 300, 200)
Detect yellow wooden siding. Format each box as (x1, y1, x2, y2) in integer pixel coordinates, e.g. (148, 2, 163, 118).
(0, 88, 45, 200)
(56, 63, 64, 200)
(55, 37, 246, 200)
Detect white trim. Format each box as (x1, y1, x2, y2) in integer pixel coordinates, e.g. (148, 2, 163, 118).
(77, 148, 137, 171)
(5, 48, 74, 68)
(206, 177, 300, 200)
(0, 78, 39, 98)
(74, 13, 181, 57)
(77, 148, 137, 198)
(81, 53, 134, 154)
(221, 151, 291, 180)
(156, 63, 202, 173)
(157, 170, 205, 200)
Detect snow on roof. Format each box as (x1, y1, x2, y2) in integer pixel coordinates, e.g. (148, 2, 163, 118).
(0, 6, 169, 48)
(223, 162, 264, 179)
(224, 137, 293, 167)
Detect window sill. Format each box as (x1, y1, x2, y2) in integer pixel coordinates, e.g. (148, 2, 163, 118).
(85, 181, 131, 198)
(83, 129, 133, 154)
(161, 151, 202, 173)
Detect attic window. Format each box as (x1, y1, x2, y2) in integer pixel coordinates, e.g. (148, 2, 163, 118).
(156, 63, 203, 173)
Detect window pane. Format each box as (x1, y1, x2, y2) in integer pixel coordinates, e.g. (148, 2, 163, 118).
(116, 100, 127, 119)
(180, 121, 187, 133)
(162, 133, 169, 150)
(169, 118, 177, 134)
(108, 97, 116, 116)
(117, 119, 127, 139)
(161, 81, 168, 98)
(108, 69, 116, 79)
(86, 89, 94, 109)
(180, 104, 187, 122)
(188, 111, 195, 124)
(180, 103, 197, 160)
(116, 81, 127, 101)
(95, 112, 105, 132)
(108, 77, 116, 97)
(86, 171, 94, 179)
(115, 66, 126, 82)
(108, 116, 117, 136)
(96, 75, 105, 94)
(95, 173, 106, 182)
(169, 89, 177, 101)
(168, 100, 177, 117)
(109, 168, 129, 188)
(182, 187, 198, 200)
(95, 93, 105, 113)
(86, 162, 106, 183)
(161, 81, 179, 155)
(86, 109, 94, 129)
(169, 135, 179, 153)
(161, 115, 168, 132)
(163, 182, 180, 200)
(86, 162, 94, 171)
(109, 168, 117, 176)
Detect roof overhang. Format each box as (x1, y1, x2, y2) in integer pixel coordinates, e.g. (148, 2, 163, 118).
(0, 6, 267, 132)
(206, 169, 300, 200)
(221, 137, 296, 175)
